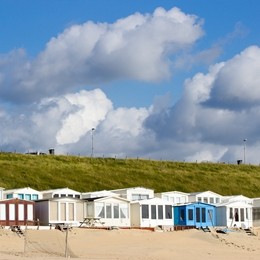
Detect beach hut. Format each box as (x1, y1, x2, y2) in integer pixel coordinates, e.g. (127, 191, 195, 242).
(174, 202, 216, 228)
(40, 187, 81, 200)
(0, 198, 35, 226)
(110, 187, 154, 201)
(83, 196, 130, 228)
(130, 197, 173, 229)
(253, 198, 260, 227)
(82, 190, 119, 199)
(155, 191, 189, 205)
(216, 195, 253, 228)
(35, 197, 84, 227)
(188, 191, 223, 204)
(3, 187, 42, 201)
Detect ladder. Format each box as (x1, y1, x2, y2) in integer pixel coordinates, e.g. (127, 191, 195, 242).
(11, 225, 24, 237)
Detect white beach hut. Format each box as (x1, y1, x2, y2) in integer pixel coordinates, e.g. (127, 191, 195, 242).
(110, 187, 154, 201)
(3, 187, 42, 201)
(252, 198, 260, 227)
(35, 188, 83, 226)
(155, 191, 189, 205)
(40, 187, 81, 200)
(35, 197, 84, 227)
(82, 190, 119, 199)
(130, 197, 173, 229)
(83, 196, 130, 228)
(216, 195, 253, 228)
(188, 191, 223, 205)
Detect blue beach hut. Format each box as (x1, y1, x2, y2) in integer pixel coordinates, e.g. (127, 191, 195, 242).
(174, 202, 216, 228)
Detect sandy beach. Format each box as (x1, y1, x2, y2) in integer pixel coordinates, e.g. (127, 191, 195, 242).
(0, 227, 260, 259)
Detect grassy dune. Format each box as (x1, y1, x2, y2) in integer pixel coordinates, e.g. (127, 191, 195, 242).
(0, 152, 260, 197)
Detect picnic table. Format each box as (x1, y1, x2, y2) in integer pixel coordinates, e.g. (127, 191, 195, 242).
(79, 217, 105, 227)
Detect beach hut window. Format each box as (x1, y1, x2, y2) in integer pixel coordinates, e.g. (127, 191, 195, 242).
(68, 203, 74, 221)
(106, 203, 112, 218)
(246, 208, 248, 219)
(210, 197, 214, 204)
(196, 208, 200, 222)
(6, 194, 13, 199)
(32, 194, 39, 200)
(113, 204, 119, 218)
(18, 204, 24, 221)
(27, 204, 33, 221)
(25, 194, 31, 200)
(203, 198, 208, 203)
(96, 202, 105, 218)
(180, 209, 185, 221)
(132, 194, 139, 200)
(216, 198, 220, 203)
(141, 195, 149, 200)
(163, 195, 169, 201)
(165, 205, 172, 219)
(151, 205, 157, 219)
(234, 208, 239, 221)
(208, 209, 214, 224)
(86, 204, 93, 217)
(253, 208, 260, 220)
(180, 197, 186, 203)
(188, 209, 193, 221)
(53, 194, 59, 198)
(120, 204, 128, 218)
(61, 194, 66, 198)
(0, 204, 6, 220)
(50, 201, 58, 220)
(142, 205, 149, 219)
(9, 204, 15, 220)
(240, 208, 245, 221)
(197, 197, 202, 202)
(18, 194, 24, 199)
(75, 195, 80, 199)
(158, 205, 163, 219)
(229, 208, 233, 219)
(202, 208, 206, 223)
(60, 203, 66, 221)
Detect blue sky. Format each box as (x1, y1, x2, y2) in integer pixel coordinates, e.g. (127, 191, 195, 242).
(0, 0, 260, 163)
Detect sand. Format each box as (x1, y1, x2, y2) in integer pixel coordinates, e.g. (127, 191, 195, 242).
(0, 227, 260, 259)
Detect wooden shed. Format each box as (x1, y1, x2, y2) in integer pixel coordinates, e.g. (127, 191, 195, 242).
(174, 202, 216, 228)
(0, 198, 35, 226)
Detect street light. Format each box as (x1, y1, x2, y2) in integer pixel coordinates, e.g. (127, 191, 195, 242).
(91, 128, 95, 157)
(243, 139, 247, 164)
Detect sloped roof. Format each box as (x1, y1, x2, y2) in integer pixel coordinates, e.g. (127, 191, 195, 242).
(3, 187, 41, 194)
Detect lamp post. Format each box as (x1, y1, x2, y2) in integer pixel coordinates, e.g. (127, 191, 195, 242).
(91, 128, 95, 157)
(243, 139, 247, 164)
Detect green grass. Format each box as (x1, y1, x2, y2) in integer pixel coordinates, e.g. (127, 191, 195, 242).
(0, 152, 260, 197)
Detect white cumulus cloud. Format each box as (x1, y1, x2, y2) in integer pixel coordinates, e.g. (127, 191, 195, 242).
(0, 7, 203, 104)
(56, 89, 112, 145)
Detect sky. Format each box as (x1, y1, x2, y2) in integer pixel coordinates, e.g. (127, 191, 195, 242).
(0, 0, 260, 164)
